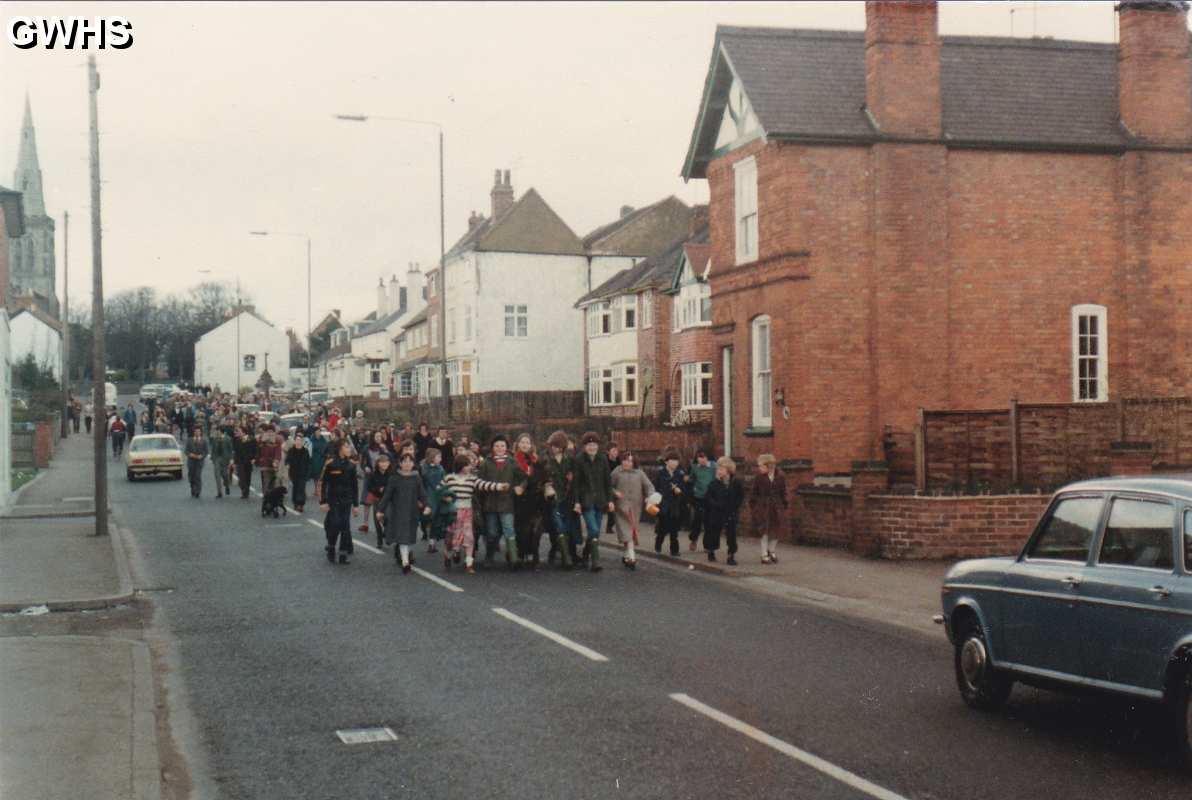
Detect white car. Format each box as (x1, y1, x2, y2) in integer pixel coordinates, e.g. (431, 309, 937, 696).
(125, 434, 184, 481)
(138, 384, 160, 401)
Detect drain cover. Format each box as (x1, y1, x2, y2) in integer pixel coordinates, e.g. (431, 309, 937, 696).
(336, 727, 398, 745)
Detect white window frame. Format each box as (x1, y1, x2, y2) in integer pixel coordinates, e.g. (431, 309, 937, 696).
(734, 156, 758, 265)
(504, 304, 529, 338)
(367, 362, 383, 386)
(681, 362, 714, 410)
(641, 291, 653, 329)
(751, 315, 772, 427)
(1072, 304, 1108, 402)
(398, 371, 413, 397)
(621, 363, 637, 404)
(623, 294, 637, 330)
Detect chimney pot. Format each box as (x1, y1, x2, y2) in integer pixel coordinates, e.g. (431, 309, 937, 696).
(493, 169, 502, 186)
(620, 205, 635, 219)
(490, 170, 515, 220)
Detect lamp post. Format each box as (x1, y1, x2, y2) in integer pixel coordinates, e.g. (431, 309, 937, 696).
(333, 113, 449, 416)
(250, 231, 312, 402)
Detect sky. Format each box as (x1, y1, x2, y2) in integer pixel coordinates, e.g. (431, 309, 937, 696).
(2, 1, 1128, 335)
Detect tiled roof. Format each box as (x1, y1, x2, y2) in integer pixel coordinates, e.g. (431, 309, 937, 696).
(399, 307, 430, 331)
(446, 188, 584, 259)
(684, 26, 1154, 178)
(582, 196, 693, 257)
(353, 305, 408, 337)
(575, 225, 709, 306)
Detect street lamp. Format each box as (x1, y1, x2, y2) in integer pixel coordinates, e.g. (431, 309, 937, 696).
(333, 112, 449, 415)
(250, 230, 312, 402)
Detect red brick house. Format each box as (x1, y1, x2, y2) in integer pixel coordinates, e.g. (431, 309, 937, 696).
(682, 0, 1192, 473)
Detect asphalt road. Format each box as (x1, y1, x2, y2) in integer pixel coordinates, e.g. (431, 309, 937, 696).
(113, 400, 1192, 799)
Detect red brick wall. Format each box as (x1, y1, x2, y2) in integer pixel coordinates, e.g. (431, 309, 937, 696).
(667, 322, 715, 423)
(794, 488, 853, 548)
(870, 494, 1050, 560)
(864, 1, 941, 138)
(640, 291, 670, 419)
(1118, 5, 1192, 144)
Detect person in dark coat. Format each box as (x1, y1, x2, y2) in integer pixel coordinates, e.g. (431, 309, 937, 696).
(185, 428, 209, 498)
(365, 453, 392, 548)
(413, 423, 433, 464)
(541, 430, 578, 569)
(432, 427, 454, 471)
(571, 431, 614, 573)
(653, 450, 687, 557)
(376, 452, 429, 573)
(477, 436, 524, 569)
(285, 431, 312, 512)
(208, 427, 234, 498)
(319, 440, 359, 564)
(704, 457, 745, 564)
(420, 448, 447, 552)
(512, 433, 544, 567)
(233, 428, 257, 500)
(750, 453, 787, 564)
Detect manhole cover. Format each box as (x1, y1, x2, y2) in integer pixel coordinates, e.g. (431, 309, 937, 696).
(336, 727, 398, 745)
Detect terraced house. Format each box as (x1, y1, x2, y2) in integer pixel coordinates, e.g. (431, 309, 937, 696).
(681, 0, 1192, 472)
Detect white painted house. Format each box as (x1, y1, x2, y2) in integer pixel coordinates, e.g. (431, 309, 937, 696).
(439, 170, 590, 394)
(193, 309, 290, 394)
(0, 186, 24, 511)
(9, 305, 62, 381)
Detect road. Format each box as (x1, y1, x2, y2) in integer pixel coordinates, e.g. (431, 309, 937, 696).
(112, 401, 1191, 799)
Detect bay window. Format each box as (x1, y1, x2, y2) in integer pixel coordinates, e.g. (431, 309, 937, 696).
(681, 362, 713, 409)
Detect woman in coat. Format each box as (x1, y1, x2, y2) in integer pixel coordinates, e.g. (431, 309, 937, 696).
(376, 452, 429, 573)
(511, 433, 544, 567)
(749, 453, 787, 564)
(610, 451, 654, 570)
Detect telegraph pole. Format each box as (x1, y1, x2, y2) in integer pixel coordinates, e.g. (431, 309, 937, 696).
(88, 55, 108, 537)
(60, 210, 69, 439)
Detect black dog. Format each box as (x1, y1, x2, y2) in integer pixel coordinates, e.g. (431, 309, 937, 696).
(261, 485, 288, 518)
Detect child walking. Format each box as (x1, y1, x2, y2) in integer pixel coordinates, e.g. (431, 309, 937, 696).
(653, 450, 687, 557)
(440, 454, 504, 574)
(376, 453, 430, 574)
(750, 453, 787, 564)
(420, 447, 447, 553)
(703, 457, 745, 565)
(610, 451, 654, 570)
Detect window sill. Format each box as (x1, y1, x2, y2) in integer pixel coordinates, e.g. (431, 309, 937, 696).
(681, 405, 713, 412)
(743, 426, 773, 437)
(675, 322, 714, 332)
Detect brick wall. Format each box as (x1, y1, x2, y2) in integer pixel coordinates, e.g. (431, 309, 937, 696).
(642, 290, 671, 418)
(870, 493, 1050, 560)
(794, 487, 853, 548)
(668, 322, 716, 423)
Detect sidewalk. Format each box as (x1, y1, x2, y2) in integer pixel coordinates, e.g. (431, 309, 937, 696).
(600, 520, 952, 641)
(0, 431, 159, 800)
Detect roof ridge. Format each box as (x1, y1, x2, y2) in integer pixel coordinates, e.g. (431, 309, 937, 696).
(717, 25, 862, 41)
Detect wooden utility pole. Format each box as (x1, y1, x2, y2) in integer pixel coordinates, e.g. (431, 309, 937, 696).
(60, 210, 69, 439)
(88, 56, 108, 536)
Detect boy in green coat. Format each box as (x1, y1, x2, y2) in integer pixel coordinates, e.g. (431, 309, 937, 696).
(571, 431, 615, 573)
(477, 435, 525, 569)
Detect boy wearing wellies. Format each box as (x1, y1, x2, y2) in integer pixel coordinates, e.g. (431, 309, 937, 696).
(542, 430, 578, 569)
(477, 436, 524, 569)
(653, 450, 687, 556)
(572, 431, 614, 573)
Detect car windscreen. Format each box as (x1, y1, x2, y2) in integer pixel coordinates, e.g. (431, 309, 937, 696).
(130, 438, 179, 452)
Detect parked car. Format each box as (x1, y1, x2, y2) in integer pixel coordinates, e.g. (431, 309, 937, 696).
(125, 433, 183, 481)
(939, 476, 1192, 764)
(235, 403, 261, 416)
(302, 389, 330, 405)
(139, 384, 161, 401)
(278, 413, 306, 433)
(105, 382, 118, 411)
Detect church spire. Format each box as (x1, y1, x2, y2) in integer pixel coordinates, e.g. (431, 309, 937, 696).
(15, 93, 46, 217)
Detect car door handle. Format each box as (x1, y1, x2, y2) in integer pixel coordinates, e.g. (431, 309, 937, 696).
(1061, 576, 1082, 588)
(1150, 586, 1172, 599)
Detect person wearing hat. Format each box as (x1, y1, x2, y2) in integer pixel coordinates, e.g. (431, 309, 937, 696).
(750, 454, 787, 564)
(477, 435, 525, 569)
(571, 431, 615, 572)
(653, 449, 688, 557)
(541, 430, 578, 568)
(703, 457, 745, 564)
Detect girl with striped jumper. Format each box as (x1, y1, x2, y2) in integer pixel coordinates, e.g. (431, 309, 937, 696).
(440, 454, 507, 574)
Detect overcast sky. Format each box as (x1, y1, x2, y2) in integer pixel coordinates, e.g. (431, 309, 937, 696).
(2, 1, 1128, 334)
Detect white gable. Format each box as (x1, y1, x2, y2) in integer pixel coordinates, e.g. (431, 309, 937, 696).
(714, 75, 761, 151)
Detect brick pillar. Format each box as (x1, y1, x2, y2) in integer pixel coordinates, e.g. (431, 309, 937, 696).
(864, 0, 941, 137)
(781, 459, 814, 544)
(849, 461, 890, 557)
(1118, 0, 1192, 145)
(1109, 441, 1153, 476)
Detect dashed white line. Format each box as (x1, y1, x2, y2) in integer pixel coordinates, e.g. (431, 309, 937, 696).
(410, 566, 465, 593)
(668, 693, 910, 800)
(491, 607, 609, 662)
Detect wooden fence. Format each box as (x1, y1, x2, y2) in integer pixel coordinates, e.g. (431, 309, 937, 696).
(889, 397, 1192, 492)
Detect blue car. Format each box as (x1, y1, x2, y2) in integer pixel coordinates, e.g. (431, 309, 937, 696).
(939, 477, 1192, 764)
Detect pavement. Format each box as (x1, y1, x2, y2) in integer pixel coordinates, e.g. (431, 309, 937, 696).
(0, 429, 159, 800)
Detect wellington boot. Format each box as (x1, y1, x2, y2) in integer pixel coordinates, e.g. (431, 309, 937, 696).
(506, 538, 520, 568)
(555, 535, 572, 567)
(589, 540, 602, 572)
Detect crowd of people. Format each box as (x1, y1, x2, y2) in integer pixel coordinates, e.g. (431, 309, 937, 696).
(108, 389, 792, 575)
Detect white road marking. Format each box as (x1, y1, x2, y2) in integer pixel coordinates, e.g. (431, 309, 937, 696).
(335, 726, 397, 744)
(411, 566, 465, 593)
(351, 538, 384, 556)
(668, 693, 910, 800)
(61, 496, 91, 502)
(491, 607, 609, 662)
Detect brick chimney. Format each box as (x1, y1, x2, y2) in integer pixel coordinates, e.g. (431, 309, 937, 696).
(491, 169, 514, 220)
(620, 205, 636, 219)
(864, 0, 941, 138)
(1118, 0, 1192, 144)
(467, 210, 484, 230)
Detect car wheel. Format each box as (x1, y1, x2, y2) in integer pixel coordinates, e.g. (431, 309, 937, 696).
(173, 471, 183, 481)
(954, 616, 1012, 711)
(127, 470, 135, 482)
